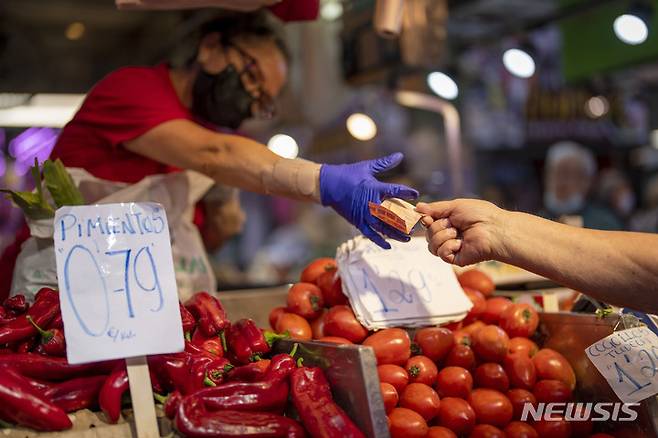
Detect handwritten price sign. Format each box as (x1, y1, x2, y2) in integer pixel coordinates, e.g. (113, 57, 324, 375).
(54, 203, 184, 364)
(586, 326, 658, 403)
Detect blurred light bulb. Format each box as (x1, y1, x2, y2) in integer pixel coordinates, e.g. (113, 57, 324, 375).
(614, 14, 649, 45)
(321, 1, 343, 21)
(346, 113, 377, 141)
(585, 96, 609, 118)
(503, 48, 536, 78)
(267, 134, 299, 159)
(65, 22, 85, 41)
(427, 72, 458, 100)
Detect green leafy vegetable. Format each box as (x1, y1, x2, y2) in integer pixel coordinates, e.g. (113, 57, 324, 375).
(43, 159, 84, 207)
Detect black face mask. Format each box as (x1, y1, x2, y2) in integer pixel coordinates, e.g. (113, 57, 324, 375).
(191, 64, 254, 130)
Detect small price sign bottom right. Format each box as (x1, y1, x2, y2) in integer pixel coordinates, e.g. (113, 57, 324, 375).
(586, 326, 658, 404)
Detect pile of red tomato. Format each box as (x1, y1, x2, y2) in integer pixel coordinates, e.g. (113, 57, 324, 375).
(269, 260, 617, 438)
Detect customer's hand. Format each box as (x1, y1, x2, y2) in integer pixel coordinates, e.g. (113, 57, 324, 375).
(416, 199, 509, 266)
(320, 153, 419, 249)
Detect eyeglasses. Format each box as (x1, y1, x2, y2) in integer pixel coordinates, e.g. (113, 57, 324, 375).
(229, 44, 276, 119)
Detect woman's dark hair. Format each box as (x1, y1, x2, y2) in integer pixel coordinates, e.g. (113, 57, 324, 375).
(188, 11, 290, 65)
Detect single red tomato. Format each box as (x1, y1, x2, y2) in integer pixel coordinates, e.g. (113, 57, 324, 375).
(300, 257, 337, 284)
(436, 366, 473, 399)
(437, 397, 476, 435)
(475, 363, 510, 392)
(469, 424, 506, 438)
(468, 388, 514, 428)
(428, 426, 458, 438)
(507, 389, 537, 420)
(464, 288, 487, 324)
(378, 364, 409, 394)
(504, 352, 537, 390)
(454, 329, 474, 347)
(568, 404, 593, 437)
(443, 321, 463, 331)
(532, 416, 572, 438)
(481, 297, 513, 325)
(473, 325, 510, 363)
(323, 305, 368, 343)
(268, 306, 286, 330)
(287, 282, 324, 320)
(380, 382, 399, 414)
(532, 380, 573, 404)
(509, 337, 539, 358)
(316, 268, 348, 307)
(458, 269, 495, 297)
(445, 344, 477, 370)
(406, 355, 438, 386)
(400, 383, 441, 422)
(310, 309, 327, 339)
(414, 327, 454, 363)
(500, 303, 540, 338)
(462, 321, 486, 336)
(388, 407, 429, 438)
(363, 328, 411, 366)
(275, 313, 312, 340)
(532, 349, 576, 391)
(317, 336, 353, 344)
(505, 421, 539, 438)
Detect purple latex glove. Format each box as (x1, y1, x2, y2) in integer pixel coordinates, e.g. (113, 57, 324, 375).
(319, 152, 419, 249)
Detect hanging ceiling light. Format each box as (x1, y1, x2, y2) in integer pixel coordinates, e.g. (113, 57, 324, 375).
(613, 1, 653, 45)
(585, 96, 609, 119)
(346, 113, 377, 141)
(267, 134, 299, 159)
(320, 0, 343, 21)
(503, 48, 536, 78)
(427, 72, 459, 100)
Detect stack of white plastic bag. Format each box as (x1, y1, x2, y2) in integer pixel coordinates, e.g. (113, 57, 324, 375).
(336, 236, 472, 330)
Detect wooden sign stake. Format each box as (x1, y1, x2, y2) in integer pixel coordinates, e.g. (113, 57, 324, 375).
(125, 356, 159, 438)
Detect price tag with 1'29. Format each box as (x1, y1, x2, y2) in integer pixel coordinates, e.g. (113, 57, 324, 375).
(54, 202, 184, 437)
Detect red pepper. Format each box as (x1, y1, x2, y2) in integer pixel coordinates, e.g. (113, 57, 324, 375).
(15, 336, 38, 353)
(184, 292, 229, 337)
(99, 365, 129, 423)
(27, 315, 66, 356)
(228, 360, 272, 382)
(3, 294, 29, 315)
(163, 390, 183, 419)
(192, 329, 224, 357)
(0, 307, 17, 325)
(175, 398, 306, 438)
(203, 358, 234, 387)
(43, 375, 106, 412)
(150, 368, 165, 394)
(0, 289, 59, 345)
(0, 365, 72, 431)
(48, 314, 64, 330)
(180, 302, 197, 340)
(0, 353, 120, 381)
(290, 367, 365, 438)
(227, 319, 287, 364)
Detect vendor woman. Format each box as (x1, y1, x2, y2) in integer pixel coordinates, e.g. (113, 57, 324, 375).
(0, 12, 416, 297)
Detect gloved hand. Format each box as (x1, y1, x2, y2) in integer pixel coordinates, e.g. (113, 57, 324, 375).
(319, 152, 419, 249)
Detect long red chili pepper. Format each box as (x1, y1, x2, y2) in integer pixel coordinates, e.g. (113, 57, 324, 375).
(180, 303, 197, 340)
(0, 307, 17, 325)
(27, 315, 66, 356)
(184, 292, 229, 337)
(163, 390, 183, 419)
(228, 360, 271, 382)
(226, 319, 286, 364)
(203, 357, 234, 387)
(191, 329, 224, 357)
(48, 314, 64, 330)
(0, 354, 119, 380)
(3, 294, 29, 315)
(43, 375, 106, 412)
(0, 289, 59, 345)
(290, 367, 365, 438)
(99, 365, 129, 423)
(175, 397, 306, 438)
(0, 366, 72, 431)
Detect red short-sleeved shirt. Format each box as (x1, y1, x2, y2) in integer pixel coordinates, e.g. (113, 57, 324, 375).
(51, 63, 190, 182)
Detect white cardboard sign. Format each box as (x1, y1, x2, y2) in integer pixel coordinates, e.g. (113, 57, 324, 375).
(54, 203, 184, 364)
(586, 326, 658, 404)
(337, 236, 472, 329)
